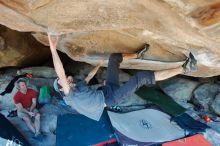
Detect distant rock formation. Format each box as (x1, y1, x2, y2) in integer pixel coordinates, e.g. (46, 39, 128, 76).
(0, 25, 50, 68)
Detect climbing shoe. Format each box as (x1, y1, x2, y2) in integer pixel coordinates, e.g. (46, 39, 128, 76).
(182, 52, 197, 73)
(136, 43, 150, 59)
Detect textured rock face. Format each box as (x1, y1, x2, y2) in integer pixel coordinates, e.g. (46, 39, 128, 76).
(159, 77, 199, 104)
(193, 83, 220, 112)
(211, 93, 220, 116)
(0, 0, 220, 77)
(0, 25, 50, 68)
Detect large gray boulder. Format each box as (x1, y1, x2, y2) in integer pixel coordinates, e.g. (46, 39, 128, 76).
(2, 0, 220, 77)
(193, 83, 220, 111)
(0, 88, 17, 111)
(0, 76, 13, 110)
(28, 78, 55, 90)
(118, 94, 147, 106)
(100, 69, 131, 83)
(211, 93, 220, 116)
(159, 77, 199, 105)
(21, 67, 57, 78)
(72, 64, 131, 84)
(204, 129, 220, 146)
(39, 104, 77, 134)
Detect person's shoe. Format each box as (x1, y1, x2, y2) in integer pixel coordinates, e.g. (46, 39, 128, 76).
(109, 106, 122, 112)
(7, 110, 17, 117)
(182, 52, 197, 73)
(136, 43, 150, 59)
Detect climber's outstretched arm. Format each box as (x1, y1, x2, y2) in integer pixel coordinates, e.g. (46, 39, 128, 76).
(48, 34, 70, 95)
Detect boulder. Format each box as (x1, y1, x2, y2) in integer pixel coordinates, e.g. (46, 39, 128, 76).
(28, 78, 55, 89)
(211, 93, 220, 116)
(159, 77, 199, 104)
(0, 88, 17, 111)
(0, 25, 51, 68)
(39, 104, 77, 134)
(193, 83, 220, 111)
(64, 60, 131, 84)
(0, 1, 220, 77)
(0, 68, 18, 77)
(118, 94, 147, 106)
(0, 36, 6, 50)
(20, 67, 57, 78)
(100, 69, 131, 83)
(204, 129, 220, 146)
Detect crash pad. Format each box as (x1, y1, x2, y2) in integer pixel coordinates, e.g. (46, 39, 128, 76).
(56, 110, 117, 146)
(135, 86, 186, 117)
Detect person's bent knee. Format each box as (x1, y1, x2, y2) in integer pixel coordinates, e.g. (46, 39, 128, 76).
(135, 71, 155, 85)
(109, 53, 123, 63)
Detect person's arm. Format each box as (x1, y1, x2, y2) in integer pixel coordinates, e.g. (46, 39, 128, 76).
(30, 98, 37, 112)
(48, 34, 70, 96)
(15, 103, 34, 116)
(85, 62, 103, 84)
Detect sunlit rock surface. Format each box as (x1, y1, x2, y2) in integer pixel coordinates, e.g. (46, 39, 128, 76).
(0, 0, 220, 77)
